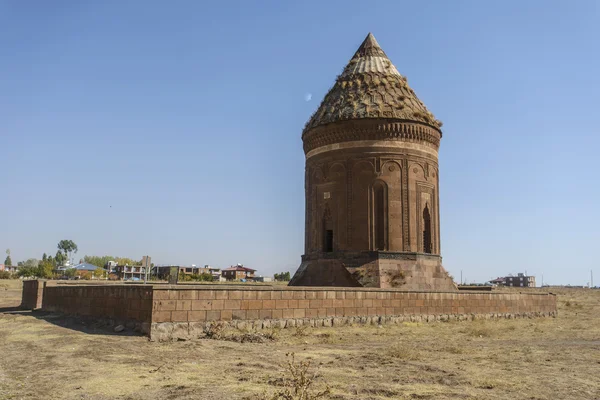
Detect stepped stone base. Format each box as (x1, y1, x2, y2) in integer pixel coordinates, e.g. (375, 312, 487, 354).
(290, 252, 457, 291)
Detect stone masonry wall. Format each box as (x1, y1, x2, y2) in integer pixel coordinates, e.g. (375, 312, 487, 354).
(42, 283, 153, 333)
(24, 282, 557, 341)
(21, 279, 44, 310)
(150, 286, 557, 341)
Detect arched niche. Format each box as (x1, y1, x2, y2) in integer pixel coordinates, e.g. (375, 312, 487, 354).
(351, 160, 376, 250)
(370, 180, 388, 251)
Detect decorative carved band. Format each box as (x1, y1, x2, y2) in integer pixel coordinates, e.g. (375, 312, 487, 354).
(302, 120, 442, 154)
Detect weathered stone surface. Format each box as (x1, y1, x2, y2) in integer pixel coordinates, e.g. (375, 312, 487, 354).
(290, 33, 455, 290)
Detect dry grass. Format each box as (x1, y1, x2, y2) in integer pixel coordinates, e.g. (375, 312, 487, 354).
(1, 283, 600, 399)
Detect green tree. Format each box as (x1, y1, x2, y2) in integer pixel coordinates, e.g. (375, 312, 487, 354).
(92, 268, 105, 279)
(84, 255, 116, 269)
(42, 253, 47, 262)
(55, 251, 65, 266)
(83, 256, 142, 269)
(23, 258, 39, 268)
(37, 260, 55, 279)
(17, 266, 38, 278)
(4, 249, 11, 266)
(57, 240, 78, 264)
(274, 271, 291, 281)
(63, 268, 76, 278)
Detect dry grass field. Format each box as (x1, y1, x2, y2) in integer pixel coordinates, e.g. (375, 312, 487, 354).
(1, 279, 599, 400)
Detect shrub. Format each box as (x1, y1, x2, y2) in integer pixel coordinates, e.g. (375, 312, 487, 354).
(204, 321, 228, 340)
(0, 271, 15, 279)
(388, 344, 421, 360)
(270, 353, 330, 400)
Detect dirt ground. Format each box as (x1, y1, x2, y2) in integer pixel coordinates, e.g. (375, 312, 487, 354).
(1, 280, 599, 400)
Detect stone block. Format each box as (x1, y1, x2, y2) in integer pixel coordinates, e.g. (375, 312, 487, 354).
(150, 322, 174, 342)
(171, 322, 189, 340)
(176, 300, 192, 311)
(257, 291, 271, 300)
(275, 300, 289, 309)
(242, 291, 257, 300)
(262, 300, 275, 309)
(153, 311, 172, 323)
(191, 300, 212, 311)
(171, 311, 188, 322)
(206, 310, 221, 321)
(178, 291, 196, 300)
(214, 291, 229, 300)
(223, 300, 241, 310)
(188, 311, 207, 321)
(221, 310, 233, 321)
(228, 291, 243, 300)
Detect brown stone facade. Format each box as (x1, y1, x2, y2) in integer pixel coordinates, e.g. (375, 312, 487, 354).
(291, 119, 454, 289)
(290, 34, 454, 289)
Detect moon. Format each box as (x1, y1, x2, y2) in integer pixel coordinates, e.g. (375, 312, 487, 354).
(304, 93, 312, 102)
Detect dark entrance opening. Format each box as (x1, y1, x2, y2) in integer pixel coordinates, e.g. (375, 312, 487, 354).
(423, 203, 432, 254)
(324, 229, 334, 252)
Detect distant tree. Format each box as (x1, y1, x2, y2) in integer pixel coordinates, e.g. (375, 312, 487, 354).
(92, 268, 104, 279)
(17, 266, 38, 278)
(23, 258, 39, 268)
(4, 249, 11, 266)
(63, 268, 76, 278)
(84, 255, 116, 269)
(55, 251, 65, 266)
(42, 253, 47, 262)
(37, 260, 55, 279)
(78, 271, 92, 280)
(274, 271, 291, 281)
(83, 256, 142, 269)
(57, 240, 78, 264)
(115, 257, 142, 266)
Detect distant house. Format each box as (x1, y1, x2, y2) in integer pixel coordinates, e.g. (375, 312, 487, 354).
(151, 265, 223, 281)
(0, 264, 18, 273)
(72, 263, 101, 272)
(253, 276, 273, 283)
(222, 264, 256, 281)
(113, 264, 147, 281)
(489, 273, 536, 287)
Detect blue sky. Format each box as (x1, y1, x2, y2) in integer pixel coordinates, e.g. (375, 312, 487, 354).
(1, 1, 598, 285)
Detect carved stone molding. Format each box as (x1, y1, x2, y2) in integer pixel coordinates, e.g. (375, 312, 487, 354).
(302, 119, 441, 154)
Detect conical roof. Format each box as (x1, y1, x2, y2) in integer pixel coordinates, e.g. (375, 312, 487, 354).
(304, 33, 442, 134)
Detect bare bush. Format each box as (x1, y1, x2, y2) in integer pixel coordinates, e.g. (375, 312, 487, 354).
(269, 353, 330, 400)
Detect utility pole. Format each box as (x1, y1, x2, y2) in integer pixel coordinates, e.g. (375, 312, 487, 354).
(541, 273, 544, 287)
(591, 270, 594, 288)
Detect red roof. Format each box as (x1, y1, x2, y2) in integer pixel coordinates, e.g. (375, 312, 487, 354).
(223, 265, 256, 272)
